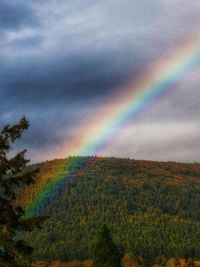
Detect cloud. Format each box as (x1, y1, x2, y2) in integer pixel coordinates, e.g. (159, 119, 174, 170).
(104, 122, 200, 162)
(0, 49, 142, 112)
(0, 0, 200, 162)
(0, 1, 39, 32)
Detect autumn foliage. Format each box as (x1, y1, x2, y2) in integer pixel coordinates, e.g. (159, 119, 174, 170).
(19, 157, 200, 264)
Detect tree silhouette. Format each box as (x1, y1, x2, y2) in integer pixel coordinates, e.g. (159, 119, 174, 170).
(0, 117, 45, 267)
(93, 224, 121, 267)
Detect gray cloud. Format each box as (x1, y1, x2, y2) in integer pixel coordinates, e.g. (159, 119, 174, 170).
(104, 122, 200, 162)
(0, 49, 143, 110)
(0, 1, 39, 31)
(11, 35, 43, 49)
(0, 0, 200, 162)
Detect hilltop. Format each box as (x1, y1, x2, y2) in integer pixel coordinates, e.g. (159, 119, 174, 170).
(18, 156, 200, 264)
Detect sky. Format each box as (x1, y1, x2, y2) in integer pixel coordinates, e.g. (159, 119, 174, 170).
(0, 0, 200, 163)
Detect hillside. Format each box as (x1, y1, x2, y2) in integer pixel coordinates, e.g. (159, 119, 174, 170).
(18, 156, 200, 264)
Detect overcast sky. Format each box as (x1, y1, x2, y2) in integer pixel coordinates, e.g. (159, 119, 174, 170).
(0, 0, 200, 163)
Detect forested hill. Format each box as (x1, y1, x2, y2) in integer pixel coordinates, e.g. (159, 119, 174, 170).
(20, 157, 200, 264)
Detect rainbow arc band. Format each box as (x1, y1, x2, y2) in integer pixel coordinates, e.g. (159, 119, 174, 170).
(26, 35, 200, 217)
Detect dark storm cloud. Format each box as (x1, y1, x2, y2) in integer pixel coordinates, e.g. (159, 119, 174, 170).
(11, 35, 43, 49)
(0, 50, 142, 157)
(0, 1, 39, 31)
(0, 0, 200, 162)
(0, 51, 141, 109)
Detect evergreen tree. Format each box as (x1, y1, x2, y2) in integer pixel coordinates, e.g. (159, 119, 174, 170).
(0, 117, 45, 267)
(92, 224, 121, 267)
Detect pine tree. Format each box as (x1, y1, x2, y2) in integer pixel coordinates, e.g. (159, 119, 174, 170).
(0, 117, 45, 267)
(92, 224, 121, 267)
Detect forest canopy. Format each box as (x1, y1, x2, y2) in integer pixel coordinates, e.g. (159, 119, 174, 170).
(16, 156, 200, 264)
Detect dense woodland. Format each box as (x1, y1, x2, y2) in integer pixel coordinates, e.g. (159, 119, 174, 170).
(17, 156, 200, 266)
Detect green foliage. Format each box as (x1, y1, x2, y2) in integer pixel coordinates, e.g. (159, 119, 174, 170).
(23, 157, 200, 263)
(0, 117, 45, 267)
(92, 224, 121, 267)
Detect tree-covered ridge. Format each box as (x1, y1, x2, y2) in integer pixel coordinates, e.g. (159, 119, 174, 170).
(18, 157, 200, 264)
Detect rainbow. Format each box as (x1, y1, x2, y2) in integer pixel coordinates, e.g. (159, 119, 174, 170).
(25, 34, 200, 217)
(25, 157, 87, 217)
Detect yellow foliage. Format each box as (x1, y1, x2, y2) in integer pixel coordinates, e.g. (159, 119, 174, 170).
(167, 258, 179, 267)
(178, 258, 187, 267)
(47, 260, 92, 267)
(166, 258, 196, 267)
(122, 252, 144, 267)
(31, 261, 48, 267)
(31, 258, 200, 267)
